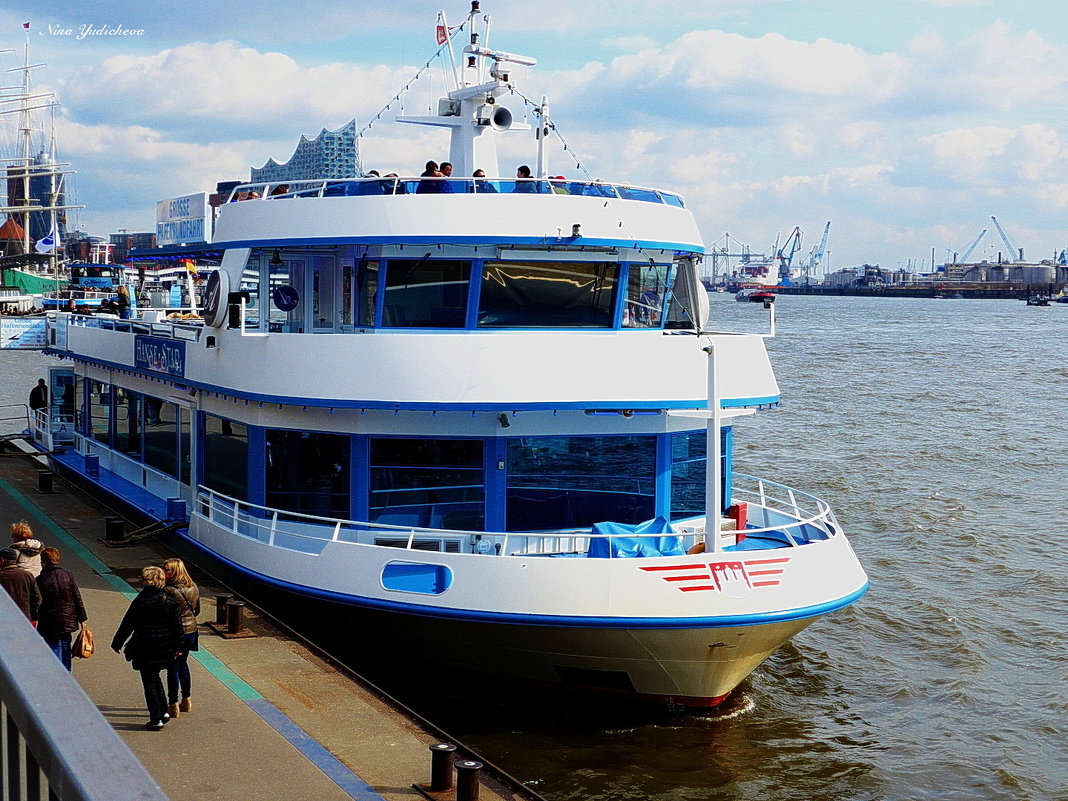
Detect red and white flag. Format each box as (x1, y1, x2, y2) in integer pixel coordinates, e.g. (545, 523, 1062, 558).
(435, 24, 448, 45)
(23, 22, 30, 30)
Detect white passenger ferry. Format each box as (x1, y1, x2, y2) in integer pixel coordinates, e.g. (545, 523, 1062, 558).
(31, 4, 867, 707)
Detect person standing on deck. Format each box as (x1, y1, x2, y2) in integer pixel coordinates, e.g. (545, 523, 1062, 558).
(29, 378, 48, 412)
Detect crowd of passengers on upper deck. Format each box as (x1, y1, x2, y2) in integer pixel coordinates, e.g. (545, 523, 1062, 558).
(231, 161, 668, 202)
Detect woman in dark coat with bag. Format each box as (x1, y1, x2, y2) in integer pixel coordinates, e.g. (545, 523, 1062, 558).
(36, 547, 88, 670)
(111, 566, 183, 730)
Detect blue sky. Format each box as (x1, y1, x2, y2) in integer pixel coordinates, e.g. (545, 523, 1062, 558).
(4, 0, 1068, 271)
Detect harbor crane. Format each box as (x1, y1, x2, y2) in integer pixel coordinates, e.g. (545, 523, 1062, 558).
(704, 232, 769, 284)
(990, 216, 1023, 261)
(956, 228, 986, 264)
(775, 226, 804, 282)
(802, 221, 831, 277)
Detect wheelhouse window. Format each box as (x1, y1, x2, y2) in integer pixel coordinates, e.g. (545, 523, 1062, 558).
(478, 261, 618, 328)
(382, 259, 469, 328)
(506, 435, 655, 530)
(369, 439, 484, 530)
(358, 260, 379, 326)
(204, 415, 248, 500)
(623, 262, 671, 328)
(241, 251, 263, 329)
(266, 430, 350, 517)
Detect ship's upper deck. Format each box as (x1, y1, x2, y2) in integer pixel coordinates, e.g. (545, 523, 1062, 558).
(212, 176, 704, 253)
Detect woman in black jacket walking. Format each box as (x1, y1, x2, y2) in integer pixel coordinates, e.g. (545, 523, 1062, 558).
(36, 547, 88, 670)
(111, 566, 183, 730)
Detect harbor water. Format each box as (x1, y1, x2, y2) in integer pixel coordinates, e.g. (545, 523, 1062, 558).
(2, 295, 1065, 800)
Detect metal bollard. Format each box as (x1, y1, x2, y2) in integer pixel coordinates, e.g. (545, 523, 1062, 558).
(104, 517, 125, 543)
(226, 599, 246, 634)
(37, 470, 53, 493)
(455, 760, 483, 801)
(215, 594, 232, 625)
(428, 743, 457, 792)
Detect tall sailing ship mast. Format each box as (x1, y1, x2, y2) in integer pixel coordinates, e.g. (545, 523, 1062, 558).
(0, 27, 83, 284)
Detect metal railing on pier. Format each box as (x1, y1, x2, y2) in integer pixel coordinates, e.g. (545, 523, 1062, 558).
(0, 590, 169, 801)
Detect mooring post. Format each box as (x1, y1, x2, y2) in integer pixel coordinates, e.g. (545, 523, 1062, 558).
(455, 760, 483, 801)
(37, 470, 53, 494)
(215, 594, 232, 625)
(225, 599, 246, 634)
(104, 517, 125, 543)
(429, 743, 457, 792)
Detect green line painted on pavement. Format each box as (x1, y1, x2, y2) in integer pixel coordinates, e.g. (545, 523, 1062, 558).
(0, 476, 136, 598)
(189, 646, 263, 701)
(0, 476, 262, 700)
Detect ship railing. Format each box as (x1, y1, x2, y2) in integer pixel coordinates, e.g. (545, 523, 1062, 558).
(226, 177, 686, 208)
(194, 476, 839, 559)
(49, 311, 204, 343)
(0, 402, 31, 439)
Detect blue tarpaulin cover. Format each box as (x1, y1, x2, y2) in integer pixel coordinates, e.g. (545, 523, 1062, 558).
(587, 516, 684, 558)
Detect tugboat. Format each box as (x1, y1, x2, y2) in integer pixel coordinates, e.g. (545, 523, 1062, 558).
(31, 3, 867, 708)
(736, 286, 777, 303)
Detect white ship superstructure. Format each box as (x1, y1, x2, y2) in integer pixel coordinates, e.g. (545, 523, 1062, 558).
(31, 3, 867, 707)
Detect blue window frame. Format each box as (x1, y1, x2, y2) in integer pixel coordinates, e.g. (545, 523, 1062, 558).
(203, 414, 249, 501)
(369, 438, 485, 530)
(382, 259, 470, 327)
(266, 430, 351, 517)
(506, 435, 655, 530)
(478, 261, 618, 328)
(669, 428, 733, 520)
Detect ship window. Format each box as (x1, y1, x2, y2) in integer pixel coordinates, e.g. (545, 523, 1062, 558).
(266, 430, 350, 517)
(204, 415, 248, 500)
(88, 380, 111, 445)
(71, 375, 84, 434)
(382, 259, 469, 327)
(623, 263, 670, 328)
(143, 397, 180, 480)
(369, 438, 484, 530)
(116, 389, 142, 456)
(669, 428, 732, 520)
(358, 260, 378, 326)
(241, 252, 262, 330)
(477, 261, 617, 328)
(381, 561, 453, 595)
(506, 435, 654, 530)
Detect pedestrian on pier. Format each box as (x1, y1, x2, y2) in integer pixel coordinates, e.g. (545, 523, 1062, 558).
(35, 547, 88, 671)
(10, 520, 44, 578)
(163, 558, 200, 718)
(111, 566, 183, 731)
(0, 546, 40, 622)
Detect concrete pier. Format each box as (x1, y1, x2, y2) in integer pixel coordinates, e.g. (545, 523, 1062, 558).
(0, 450, 539, 801)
